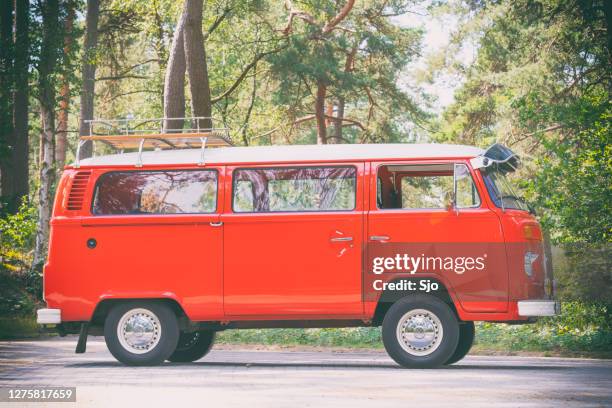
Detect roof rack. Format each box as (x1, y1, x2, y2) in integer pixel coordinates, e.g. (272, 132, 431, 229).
(75, 117, 233, 168)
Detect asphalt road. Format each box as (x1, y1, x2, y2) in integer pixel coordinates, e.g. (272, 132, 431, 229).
(0, 337, 611, 407)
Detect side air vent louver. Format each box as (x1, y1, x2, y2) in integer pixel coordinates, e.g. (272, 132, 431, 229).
(66, 171, 91, 211)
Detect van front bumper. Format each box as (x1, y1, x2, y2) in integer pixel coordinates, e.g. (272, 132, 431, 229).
(37, 308, 61, 324)
(517, 300, 560, 317)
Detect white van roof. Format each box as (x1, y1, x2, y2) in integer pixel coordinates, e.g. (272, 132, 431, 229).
(74, 143, 485, 167)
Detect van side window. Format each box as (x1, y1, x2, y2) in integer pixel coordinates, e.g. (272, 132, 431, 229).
(233, 180, 254, 212)
(92, 170, 218, 215)
(377, 164, 480, 210)
(232, 166, 356, 213)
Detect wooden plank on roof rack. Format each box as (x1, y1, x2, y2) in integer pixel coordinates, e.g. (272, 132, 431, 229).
(79, 132, 233, 150)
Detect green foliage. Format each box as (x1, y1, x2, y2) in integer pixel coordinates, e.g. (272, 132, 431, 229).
(265, 0, 427, 144)
(0, 198, 40, 317)
(553, 243, 612, 304)
(0, 198, 37, 251)
(532, 94, 611, 243)
(551, 301, 612, 333)
(431, 0, 610, 249)
(475, 301, 612, 356)
(0, 272, 41, 317)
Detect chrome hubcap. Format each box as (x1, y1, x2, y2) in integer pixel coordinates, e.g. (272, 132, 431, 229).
(396, 309, 443, 356)
(117, 308, 162, 354)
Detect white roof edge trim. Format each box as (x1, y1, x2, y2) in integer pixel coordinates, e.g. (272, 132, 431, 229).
(73, 143, 486, 167)
(470, 156, 488, 169)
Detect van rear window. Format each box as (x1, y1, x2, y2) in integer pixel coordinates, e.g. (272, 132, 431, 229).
(232, 166, 356, 213)
(92, 170, 217, 215)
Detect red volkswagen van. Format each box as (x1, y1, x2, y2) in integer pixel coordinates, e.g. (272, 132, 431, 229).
(37, 121, 558, 367)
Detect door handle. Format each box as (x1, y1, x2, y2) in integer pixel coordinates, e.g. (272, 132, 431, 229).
(369, 235, 390, 241)
(330, 236, 353, 242)
(210, 221, 223, 227)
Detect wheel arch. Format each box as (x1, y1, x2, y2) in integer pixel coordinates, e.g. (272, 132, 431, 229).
(91, 296, 187, 327)
(372, 277, 459, 325)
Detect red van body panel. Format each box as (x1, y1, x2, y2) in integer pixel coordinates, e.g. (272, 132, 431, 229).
(222, 163, 365, 317)
(43, 152, 548, 325)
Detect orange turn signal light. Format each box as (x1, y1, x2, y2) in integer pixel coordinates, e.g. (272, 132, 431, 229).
(523, 224, 542, 240)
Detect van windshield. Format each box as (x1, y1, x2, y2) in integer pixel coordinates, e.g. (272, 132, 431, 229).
(481, 167, 530, 211)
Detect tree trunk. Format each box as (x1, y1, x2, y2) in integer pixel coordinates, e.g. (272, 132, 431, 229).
(315, 80, 327, 144)
(56, 5, 75, 168)
(33, 0, 60, 271)
(325, 102, 336, 144)
(34, 108, 56, 269)
(602, 0, 612, 60)
(163, 8, 187, 132)
(332, 45, 355, 144)
(325, 102, 333, 126)
(56, 82, 69, 166)
(0, 0, 15, 206)
(78, 0, 100, 159)
(152, 1, 168, 108)
(241, 62, 258, 146)
(334, 96, 345, 142)
(11, 0, 29, 209)
(183, 0, 212, 129)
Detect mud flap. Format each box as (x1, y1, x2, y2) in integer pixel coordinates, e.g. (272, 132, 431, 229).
(75, 323, 89, 354)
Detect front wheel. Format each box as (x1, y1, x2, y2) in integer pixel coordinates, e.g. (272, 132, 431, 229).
(104, 302, 179, 366)
(445, 321, 475, 365)
(382, 295, 459, 368)
(167, 330, 216, 362)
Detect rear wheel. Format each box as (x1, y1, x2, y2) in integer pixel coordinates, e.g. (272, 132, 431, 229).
(382, 295, 459, 368)
(104, 302, 179, 366)
(445, 321, 475, 365)
(167, 330, 216, 362)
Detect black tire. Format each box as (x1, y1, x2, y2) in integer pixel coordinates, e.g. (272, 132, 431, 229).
(167, 330, 216, 362)
(382, 295, 459, 368)
(104, 301, 179, 366)
(445, 321, 475, 365)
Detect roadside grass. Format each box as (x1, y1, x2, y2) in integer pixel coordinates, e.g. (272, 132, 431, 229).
(216, 327, 384, 349)
(0, 317, 41, 339)
(471, 321, 612, 359)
